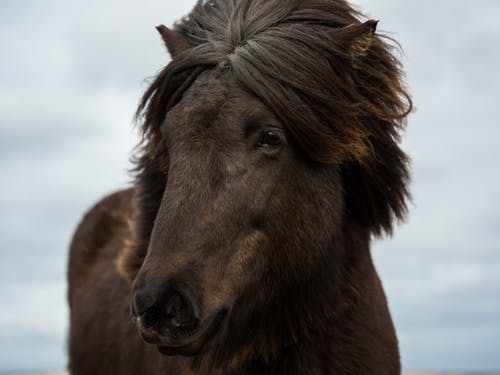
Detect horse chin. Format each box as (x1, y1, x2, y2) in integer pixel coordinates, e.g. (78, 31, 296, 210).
(155, 309, 227, 357)
(156, 342, 203, 356)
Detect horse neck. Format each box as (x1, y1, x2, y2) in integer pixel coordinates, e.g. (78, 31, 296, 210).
(219, 223, 400, 375)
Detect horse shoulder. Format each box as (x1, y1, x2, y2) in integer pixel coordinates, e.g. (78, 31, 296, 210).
(67, 187, 136, 300)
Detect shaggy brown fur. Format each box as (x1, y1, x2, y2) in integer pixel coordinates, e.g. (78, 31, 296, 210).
(68, 0, 411, 374)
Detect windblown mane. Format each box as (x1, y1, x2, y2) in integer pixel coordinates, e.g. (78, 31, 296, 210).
(119, 0, 412, 281)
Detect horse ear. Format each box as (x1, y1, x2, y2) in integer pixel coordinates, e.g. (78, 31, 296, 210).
(342, 20, 378, 60)
(156, 25, 192, 58)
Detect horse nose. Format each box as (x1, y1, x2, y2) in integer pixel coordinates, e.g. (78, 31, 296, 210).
(132, 280, 199, 339)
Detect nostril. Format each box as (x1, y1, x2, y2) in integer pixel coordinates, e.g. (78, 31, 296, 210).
(165, 293, 182, 322)
(141, 304, 162, 329)
(164, 291, 197, 330)
(132, 290, 156, 317)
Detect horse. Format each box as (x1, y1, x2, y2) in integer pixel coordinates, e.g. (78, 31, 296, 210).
(67, 0, 412, 374)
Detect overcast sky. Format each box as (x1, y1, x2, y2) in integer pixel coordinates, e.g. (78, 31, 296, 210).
(0, 0, 499, 372)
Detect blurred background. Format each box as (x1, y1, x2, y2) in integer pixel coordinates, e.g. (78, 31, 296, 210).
(0, 0, 499, 373)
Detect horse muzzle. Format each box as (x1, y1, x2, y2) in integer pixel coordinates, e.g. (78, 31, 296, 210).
(132, 283, 226, 356)
(135, 307, 226, 356)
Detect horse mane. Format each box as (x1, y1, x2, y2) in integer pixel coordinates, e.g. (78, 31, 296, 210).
(121, 0, 411, 281)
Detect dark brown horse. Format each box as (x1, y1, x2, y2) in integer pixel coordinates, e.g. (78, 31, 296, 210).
(68, 0, 411, 374)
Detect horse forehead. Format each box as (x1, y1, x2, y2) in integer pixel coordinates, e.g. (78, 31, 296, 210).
(169, 70, 257, 127)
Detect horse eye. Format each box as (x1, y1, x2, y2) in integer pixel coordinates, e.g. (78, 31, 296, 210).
(257, 131, 282, 148)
